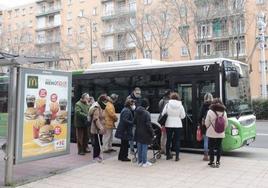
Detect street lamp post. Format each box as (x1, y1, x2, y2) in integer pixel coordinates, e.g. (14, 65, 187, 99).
(257, 13, 267, 99)
(78, 16, 93, 65)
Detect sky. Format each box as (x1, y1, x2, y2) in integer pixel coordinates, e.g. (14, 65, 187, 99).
(0, 0, 35, 9)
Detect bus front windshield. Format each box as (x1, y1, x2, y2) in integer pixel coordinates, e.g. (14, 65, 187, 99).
(224, 61, 252, 116)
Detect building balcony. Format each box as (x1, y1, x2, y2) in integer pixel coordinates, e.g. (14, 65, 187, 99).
(195, 50, 246, 59)
(35, 37, 60, 45)
(36, 23, 61, 31)
(195, 31, 245, 42)
(101, 43, 136, 52)
(101, 26, 134, 36)
(36, 7, 61, 17)
(102, 8, 136, 21)
(196, 7, 245, 21)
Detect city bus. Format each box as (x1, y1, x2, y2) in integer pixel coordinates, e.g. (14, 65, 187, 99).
(72, 58, 256, 151)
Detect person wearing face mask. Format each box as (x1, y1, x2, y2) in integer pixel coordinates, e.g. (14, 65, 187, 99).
(115, 99, 135, 161)
(126, 87, 141, 154)
(127, 87, 142, 107)
(74, 93, 91, 155)
(89, 94, 107, 162)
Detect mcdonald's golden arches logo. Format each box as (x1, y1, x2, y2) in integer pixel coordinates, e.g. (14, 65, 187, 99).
(27, 76, 38, 89)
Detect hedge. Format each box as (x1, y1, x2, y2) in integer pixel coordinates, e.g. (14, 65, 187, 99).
(252, 99, 268, 120)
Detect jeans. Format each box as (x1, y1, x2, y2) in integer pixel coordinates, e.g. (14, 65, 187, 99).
(166, 127, 182, 157)
(208, 137, 222, 163)
(203, 135, 209, 153)
(137, 142, 148, 164)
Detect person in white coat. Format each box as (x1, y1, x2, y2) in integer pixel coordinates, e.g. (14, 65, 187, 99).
(162, 92, 186, 161)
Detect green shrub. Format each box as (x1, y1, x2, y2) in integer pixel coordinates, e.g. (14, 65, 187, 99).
(252, 99, 268, 120)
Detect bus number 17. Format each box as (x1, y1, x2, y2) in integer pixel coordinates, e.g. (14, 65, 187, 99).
(203, 65, 210, 72)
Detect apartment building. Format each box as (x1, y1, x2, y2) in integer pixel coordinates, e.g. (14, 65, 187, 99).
(0, 0, 267, 98)
(0, 3, 36, 55)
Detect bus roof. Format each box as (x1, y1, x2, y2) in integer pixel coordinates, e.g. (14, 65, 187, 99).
(73, 58, 247, 75)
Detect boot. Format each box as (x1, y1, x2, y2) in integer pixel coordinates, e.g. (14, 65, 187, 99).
(203, 152, 209, 161)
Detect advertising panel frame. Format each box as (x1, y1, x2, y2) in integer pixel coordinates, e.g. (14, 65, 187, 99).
(15, 67, 72, 164)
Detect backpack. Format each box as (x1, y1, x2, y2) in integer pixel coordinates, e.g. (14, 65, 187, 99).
(213, 111, 225, 133)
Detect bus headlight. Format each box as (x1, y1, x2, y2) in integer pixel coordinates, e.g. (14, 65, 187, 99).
(231, 125, 239, 136)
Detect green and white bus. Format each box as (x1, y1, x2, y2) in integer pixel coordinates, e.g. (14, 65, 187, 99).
(72, 58, 256, 151)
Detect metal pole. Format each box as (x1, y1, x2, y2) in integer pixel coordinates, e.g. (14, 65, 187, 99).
(90, 19, 93, 64)
(5, 65, 18, 186)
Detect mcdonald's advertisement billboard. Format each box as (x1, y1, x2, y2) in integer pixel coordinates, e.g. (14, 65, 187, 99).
(15, 68, 72, 164)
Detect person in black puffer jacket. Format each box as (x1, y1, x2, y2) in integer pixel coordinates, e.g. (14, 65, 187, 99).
(134, 99, 154, 167)
(198, 93, 213, 161)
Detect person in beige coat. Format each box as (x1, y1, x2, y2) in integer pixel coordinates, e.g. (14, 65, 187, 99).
(103, 94, 118, 153)
(89, 94, 107, 162)
(205, 98, 228, 168)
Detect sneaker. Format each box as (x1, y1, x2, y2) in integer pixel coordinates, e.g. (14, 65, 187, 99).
(142, 162, 152, 167)
(215, 161, 220, 168)
(208, 161, 215, 167)
(166, 154, 172, 160)
(121, 158, 131, 162)
(130, 150, 135, 155)
(138, 162, 143, 167)
(94, 156, 103, 163)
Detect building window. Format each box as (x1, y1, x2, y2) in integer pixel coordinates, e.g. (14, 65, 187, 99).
(259, 60, 268, 72)
(67, 27, 72, 35)
(179, 5, 187, 17)
(181, 47, 188, 56)
(79, 25, 85, 33)
(78, 41, 85, 49)
(234, 39, 245, 55)
(92, 7, 97, 15)
(29, 7, 33, 14)
(79, 9, 84, 17)
(93, 38, 98, 48)
(233, 0, 244, 9)
(67, 12, 72, 20)
(198, 43, 211, 56)
(108, 56, 113, 62)
(92, 56, 97, 63)
(144, 50, 152, 59)
(79, 57, 84, 67)
(15, 9, 19, 17)
(161, 48, 168, 58)
(232, 17, 245, 34)
(144, 0, 152, 5)
(92, 22, 97, 32)
(8, 11, 12, 19)
(198, 24, 210, 38)
(144, 31, 151, 41)
(256, 0, 265, 4)
(129, 0, 136, 11)
(143, 14, 151, 24)
(22, 8, 25, 16)
(104, 2, 114, 16)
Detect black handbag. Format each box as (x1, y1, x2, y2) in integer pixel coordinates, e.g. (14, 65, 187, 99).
(157, 103, 168, 126)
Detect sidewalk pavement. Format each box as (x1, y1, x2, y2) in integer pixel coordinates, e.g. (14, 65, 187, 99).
(16, 150, 268, 188)
(0, 139, 116, 188)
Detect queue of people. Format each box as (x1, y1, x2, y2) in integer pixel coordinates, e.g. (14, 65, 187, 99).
(74, 88, 228, 168)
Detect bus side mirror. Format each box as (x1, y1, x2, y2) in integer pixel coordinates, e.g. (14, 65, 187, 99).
(230, 72, 239, 87)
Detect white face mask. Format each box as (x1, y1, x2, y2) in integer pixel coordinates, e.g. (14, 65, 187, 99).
(131, 105, 136, 110)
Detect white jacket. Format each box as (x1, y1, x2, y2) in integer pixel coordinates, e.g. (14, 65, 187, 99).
(162, 100, 186, 128)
